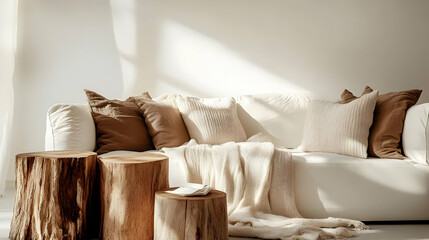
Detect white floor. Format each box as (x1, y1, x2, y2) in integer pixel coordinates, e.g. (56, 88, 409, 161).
(1, 184, 428, 240)
(0, 184, 14, 240)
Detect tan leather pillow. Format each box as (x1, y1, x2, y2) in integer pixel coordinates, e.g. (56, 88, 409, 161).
(85, 89, 154, 154)
(341, 86, 422, 159)
(129, 95, 190, 150)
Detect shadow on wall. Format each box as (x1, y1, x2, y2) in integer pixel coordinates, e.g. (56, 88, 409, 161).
(109, 0, 429, 102)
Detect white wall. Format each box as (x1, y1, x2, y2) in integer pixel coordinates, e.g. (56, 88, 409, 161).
(7, 0, 122, 180)
(7, 0, 429, 179)
(111, 0, 429, 100)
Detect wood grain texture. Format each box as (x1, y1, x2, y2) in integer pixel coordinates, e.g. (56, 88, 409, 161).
(9, 151, 97, 240)
(154, 189, 228, 240)
(99, 153, 169, 240)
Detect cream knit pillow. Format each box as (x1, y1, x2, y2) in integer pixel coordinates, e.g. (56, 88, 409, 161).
(176, 96, 247, 145)
(300, 90, 378, 158)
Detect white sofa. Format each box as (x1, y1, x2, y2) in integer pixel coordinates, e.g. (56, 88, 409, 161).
(45, 93, 429, 221)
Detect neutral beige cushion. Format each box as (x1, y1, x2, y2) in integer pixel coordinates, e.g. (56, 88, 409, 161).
(176, 96, 247, 145)
(129, 94, 190, 150)
(300, 90, 378, 158)
(85, 89, 153, 154)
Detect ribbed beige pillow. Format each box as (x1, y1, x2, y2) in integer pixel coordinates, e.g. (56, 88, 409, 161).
(300, 90, 378, 158)
(176, 96, 247, 145)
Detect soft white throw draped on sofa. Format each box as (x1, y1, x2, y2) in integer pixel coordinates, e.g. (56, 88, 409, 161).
(0, 0, 18, 196)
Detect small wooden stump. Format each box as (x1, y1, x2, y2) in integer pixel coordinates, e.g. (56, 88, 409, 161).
(99, 153, 169, 240)
(154, 188, 228, 240)
(9, 151, 97, 240)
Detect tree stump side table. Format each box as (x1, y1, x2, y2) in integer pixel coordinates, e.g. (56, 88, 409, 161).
(154, 188, 228, 240)
(9, 150, 97, 240)
(98, 153, 169, 240)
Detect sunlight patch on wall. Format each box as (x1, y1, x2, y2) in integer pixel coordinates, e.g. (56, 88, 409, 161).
(109, 0, 137, 97)
(157, 20, 307, 97)
(120, 58, 136, 95)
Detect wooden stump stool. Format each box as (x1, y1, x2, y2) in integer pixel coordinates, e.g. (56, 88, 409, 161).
(154, 188, 228, 240)
(99, 153, 169, 240)
(9, 151, 97, 240)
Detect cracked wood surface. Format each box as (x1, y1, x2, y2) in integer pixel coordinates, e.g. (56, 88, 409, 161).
(9, 151, 97, 240)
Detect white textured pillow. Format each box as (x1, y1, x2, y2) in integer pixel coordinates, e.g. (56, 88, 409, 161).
(403, 103, 429, 165)
(300, 90, 378, 158)
(176, 96, 247, 145)
(45, 103, 96, 151)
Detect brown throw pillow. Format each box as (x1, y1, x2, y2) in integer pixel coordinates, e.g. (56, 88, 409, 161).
(341, 86, 422, 159)
(84, 89, 154, 154)
(129, 94, 190, 150)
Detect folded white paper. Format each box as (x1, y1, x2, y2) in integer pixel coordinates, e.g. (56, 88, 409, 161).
(166, 183, 212, 197)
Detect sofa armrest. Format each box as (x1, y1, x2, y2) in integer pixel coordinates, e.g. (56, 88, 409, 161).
(402, 103, 429, 165)
(45, 103, 96, 151)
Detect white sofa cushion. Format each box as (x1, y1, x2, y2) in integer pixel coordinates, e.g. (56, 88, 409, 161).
(234, 93, 310, 148)
(291, 151, 429, 221)
(45, 103, 96, 151)
(176, 96, 247, 145)
(403, 103, 429, 165)
(300, 91, 378, 158)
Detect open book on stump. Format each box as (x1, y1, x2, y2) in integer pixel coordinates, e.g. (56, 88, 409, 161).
(166, 183, 212, 197)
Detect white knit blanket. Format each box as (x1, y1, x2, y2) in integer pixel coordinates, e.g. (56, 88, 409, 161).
(163, 140, 367, 240)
